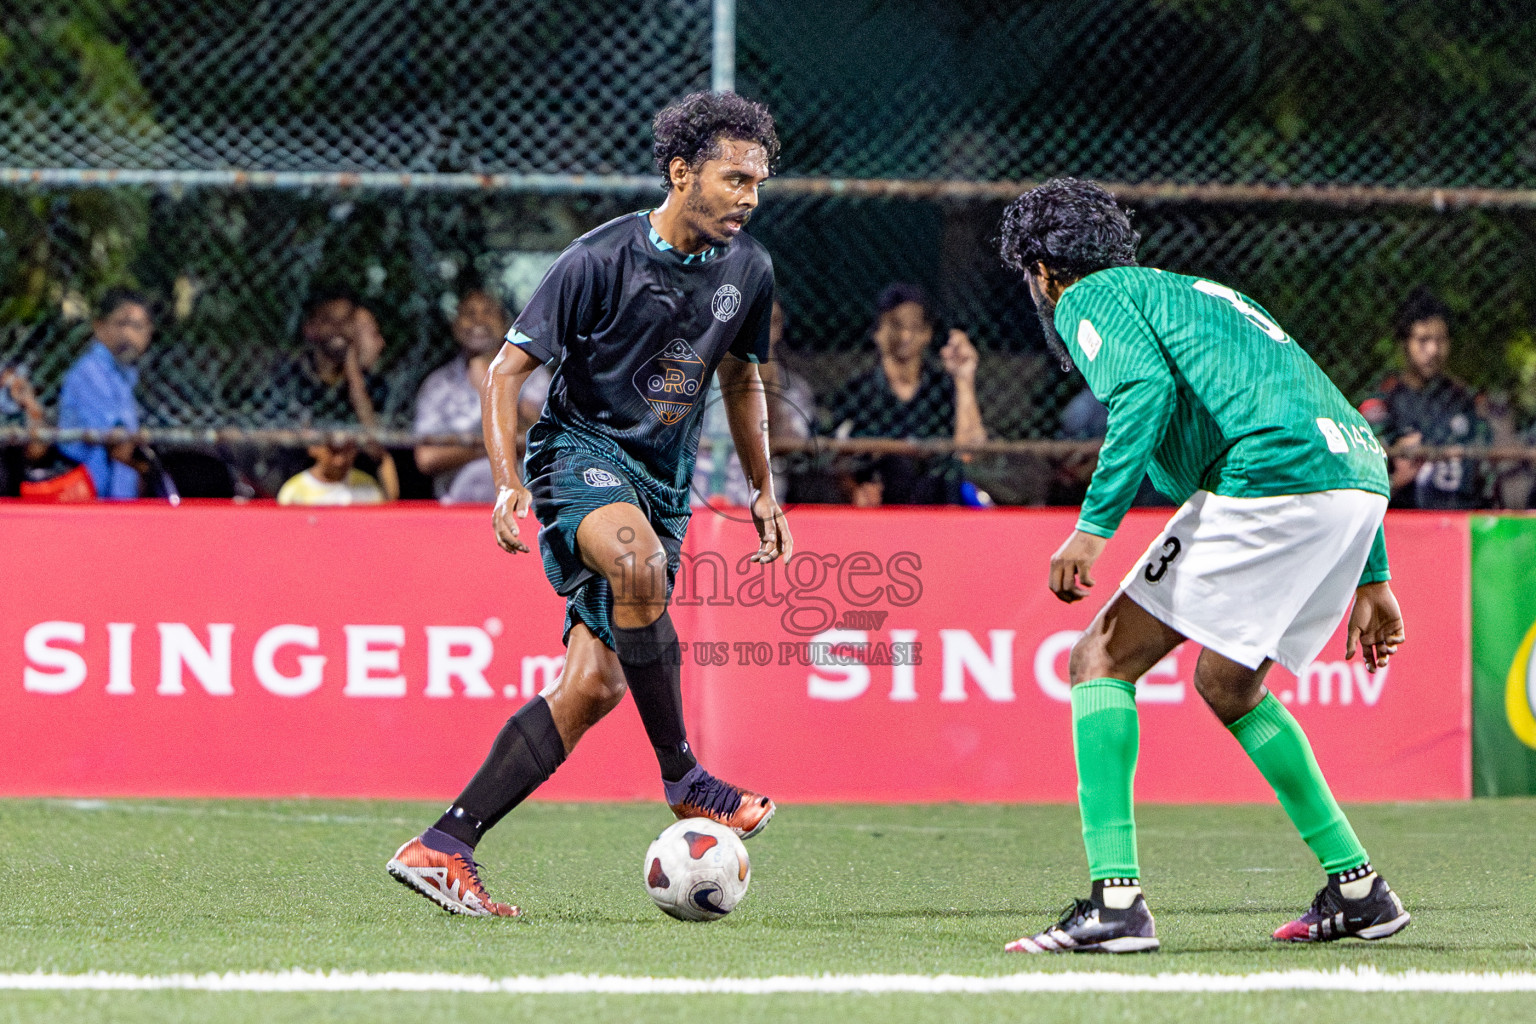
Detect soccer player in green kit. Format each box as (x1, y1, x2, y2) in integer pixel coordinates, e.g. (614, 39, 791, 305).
(998, 179, 1410, 953)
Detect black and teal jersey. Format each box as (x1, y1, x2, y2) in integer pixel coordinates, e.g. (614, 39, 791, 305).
(509, 211, 775, 517)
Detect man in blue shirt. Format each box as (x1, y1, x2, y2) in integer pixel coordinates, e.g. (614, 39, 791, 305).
(59, 289, 154, 499)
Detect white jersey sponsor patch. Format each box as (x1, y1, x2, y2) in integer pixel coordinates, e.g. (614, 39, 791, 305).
(1077, 320, 1103, 361)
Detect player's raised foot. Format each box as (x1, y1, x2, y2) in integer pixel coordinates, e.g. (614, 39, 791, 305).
(387, 828, 520, 918)
(665, 764, 775, 840)
(1006, 894, 1160, 954)
(1273, 872, 1409, 943)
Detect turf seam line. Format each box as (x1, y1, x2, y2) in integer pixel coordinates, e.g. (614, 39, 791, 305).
(3, 969, 1536, 994)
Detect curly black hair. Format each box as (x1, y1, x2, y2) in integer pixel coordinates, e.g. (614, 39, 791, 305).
(652, 91, 780, 190)
(1391, 285, 1452, 342)
(997, 177, 1140, 280)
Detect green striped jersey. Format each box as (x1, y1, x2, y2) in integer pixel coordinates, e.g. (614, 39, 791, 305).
(1056, 266, 1391, 582)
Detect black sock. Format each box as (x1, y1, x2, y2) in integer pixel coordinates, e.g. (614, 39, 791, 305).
(1330, 861, 1375, 888)
(611, 610, 697, 782)
(433, 695, 567, 849)
(1091, 877, 1141, 907)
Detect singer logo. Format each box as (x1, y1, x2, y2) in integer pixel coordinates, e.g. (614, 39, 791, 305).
(805, 628, 1388, 708)
(1033, 630, 1387, 707)
(20, 620, 563, 700)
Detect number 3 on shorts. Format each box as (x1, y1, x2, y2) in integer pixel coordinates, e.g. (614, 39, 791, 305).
(1143, 536, 1182, 584)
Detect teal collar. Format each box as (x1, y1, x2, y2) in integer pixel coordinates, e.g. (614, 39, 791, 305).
(639, 210, 719, 264)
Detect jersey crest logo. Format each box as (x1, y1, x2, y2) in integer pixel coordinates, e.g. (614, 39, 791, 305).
(583, 467, 623, 488)
(1077, 320, 1103, 362)
(633, 338, 706, 425)
(711, 284, 742, 323)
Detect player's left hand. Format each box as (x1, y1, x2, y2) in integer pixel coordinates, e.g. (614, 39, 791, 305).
(1049, 529, 1108, 603)
(940, 329, 978, 385)
(749, 490, 793, 564)
(1346, 581, 1406, 672)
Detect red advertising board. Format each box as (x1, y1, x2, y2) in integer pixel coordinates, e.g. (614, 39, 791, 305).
(688, 508, 1470, 803)
(0, 502, 1469, 802)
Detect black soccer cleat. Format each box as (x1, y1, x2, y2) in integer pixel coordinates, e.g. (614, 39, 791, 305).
(1272, 874, 1409, 942)
(1006, 894, 1160, 953)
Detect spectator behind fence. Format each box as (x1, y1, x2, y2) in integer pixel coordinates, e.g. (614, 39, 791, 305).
(0, 365, 95, 499)
(1482, 391, 1536, 510)
(260, 287, 397, 497)
(691, 299, 813, 505)
(57, 289, 154, 499)
(414, 288, 550, 504)
(1360, 287, 1488, 509)
(275, 287, 390, 423)
(825, 283, 986, 506)
(277, 436, 396, 506)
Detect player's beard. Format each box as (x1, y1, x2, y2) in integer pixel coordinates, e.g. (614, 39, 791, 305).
(685, 179, 745, 247)
(1031, 286, 1074, 372)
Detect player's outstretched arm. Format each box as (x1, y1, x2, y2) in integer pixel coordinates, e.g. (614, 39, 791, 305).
(1346, 581, 1406, 673)
(718, 355, 792, 564)
(483, 342, 541, 554)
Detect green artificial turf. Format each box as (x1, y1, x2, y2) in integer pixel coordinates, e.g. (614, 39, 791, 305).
(0, 798, 1533, 1023)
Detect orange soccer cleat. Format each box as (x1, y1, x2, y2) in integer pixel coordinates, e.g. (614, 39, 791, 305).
(386, 833, 521, 917)
(665, 765, 775, 840)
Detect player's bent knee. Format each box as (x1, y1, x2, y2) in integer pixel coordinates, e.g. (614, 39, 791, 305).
(578, 662, 628, 711)
(1067, 633, 1117, 685)
(1191, 667, 1264, 724)
(618, 595, 669, 629)
(591, 544, 669, 614)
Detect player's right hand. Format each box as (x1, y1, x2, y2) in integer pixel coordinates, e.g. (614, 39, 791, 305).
(1346, 581, 1406, 672)
(749, 490, 793, 564)
(1049, 530, 1107, 603)
(492, 483, 533, 554)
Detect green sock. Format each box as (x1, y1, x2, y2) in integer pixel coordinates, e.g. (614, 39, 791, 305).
(1072, 677, 1140, 880)
(1227, 692, 1368, 874)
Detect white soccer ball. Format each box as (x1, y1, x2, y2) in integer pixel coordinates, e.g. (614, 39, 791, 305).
(642, 817, 751, 921)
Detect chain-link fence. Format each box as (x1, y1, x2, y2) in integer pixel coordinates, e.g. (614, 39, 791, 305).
(1, 0, 712, 173)
(3, 0, 1536, 500)
(6, 188, 1533, 439)
(10, 0, 1534, 184)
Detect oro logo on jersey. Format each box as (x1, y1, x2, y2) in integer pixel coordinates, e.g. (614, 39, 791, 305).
(711, 284, 742, 323)
(633, 338, 707, 425)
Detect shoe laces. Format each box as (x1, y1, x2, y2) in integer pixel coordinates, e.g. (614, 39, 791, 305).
(1056, 898, 1096, 928)
(454, 853, 490, 896)
(679, 771, 743, 818)
(1306, 885, 1337, 918)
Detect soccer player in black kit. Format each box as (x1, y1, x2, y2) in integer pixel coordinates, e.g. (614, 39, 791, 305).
(388, 92, 792, 917)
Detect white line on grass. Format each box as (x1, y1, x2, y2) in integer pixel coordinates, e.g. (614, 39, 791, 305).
(2, 969, 1535, 994)
(47, 800, 413, 828)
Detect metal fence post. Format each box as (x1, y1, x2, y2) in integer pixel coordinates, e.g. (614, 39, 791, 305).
(712, 0, 736, 93)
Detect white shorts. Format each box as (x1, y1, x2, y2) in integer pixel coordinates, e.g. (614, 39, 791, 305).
(1116, 489, 1388, 674)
